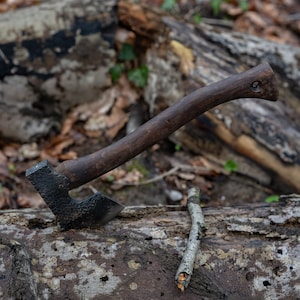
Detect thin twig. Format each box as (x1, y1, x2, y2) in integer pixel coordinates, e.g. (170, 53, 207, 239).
(175, 188, 206, 291)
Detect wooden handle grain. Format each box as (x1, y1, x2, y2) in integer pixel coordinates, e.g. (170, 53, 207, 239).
(56, 63, 278, 189)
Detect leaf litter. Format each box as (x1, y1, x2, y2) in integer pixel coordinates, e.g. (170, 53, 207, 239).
(0, 0, 298, 209)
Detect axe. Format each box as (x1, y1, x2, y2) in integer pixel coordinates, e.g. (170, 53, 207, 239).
(26, 63, 278, 230)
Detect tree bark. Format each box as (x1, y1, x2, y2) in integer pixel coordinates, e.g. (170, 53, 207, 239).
(0, 195, 299, 299)
(0, 0, 117, 142)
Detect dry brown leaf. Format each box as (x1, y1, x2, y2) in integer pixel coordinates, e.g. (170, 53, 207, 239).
(261, 3, 284, 24)
(102, 168, 127, 182)
(0, 186, 11, 209)
(117, 75, 139, 105)
(170, 40, 194, 76)
(84, 106, 128, 139)
(111, 169, 143, 190)
(106, 106, 129, 139)
(115, 28, 136, 49)
(3, 144, 19, 158)
(58, 151, 77, 161)
(0, 150, 7, 163)
(44, 136, 75, 157)
(18, 143, 40, 160)
(61, 114, 77, 136)
(17, 193, 45, 208)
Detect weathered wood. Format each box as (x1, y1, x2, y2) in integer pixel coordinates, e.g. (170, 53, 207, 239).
(0, 195, 299, 299)
(0, 0, 117, 142)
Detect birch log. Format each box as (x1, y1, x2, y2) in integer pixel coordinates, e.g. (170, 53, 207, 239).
(0, 0, 117, 142)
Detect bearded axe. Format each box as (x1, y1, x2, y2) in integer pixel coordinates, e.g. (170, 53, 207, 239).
(26, 63, 278, 229)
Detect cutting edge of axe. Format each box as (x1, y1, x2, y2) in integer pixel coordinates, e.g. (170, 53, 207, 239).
(26, 63, 278, 230)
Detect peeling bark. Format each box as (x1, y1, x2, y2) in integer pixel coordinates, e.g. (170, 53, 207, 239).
(0, 196, 299, 299)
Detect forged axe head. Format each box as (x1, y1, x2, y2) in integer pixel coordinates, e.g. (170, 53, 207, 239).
(26, 160, 124, 230)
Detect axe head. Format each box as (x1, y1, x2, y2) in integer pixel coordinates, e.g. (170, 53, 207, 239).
(26, 160, 124, 230)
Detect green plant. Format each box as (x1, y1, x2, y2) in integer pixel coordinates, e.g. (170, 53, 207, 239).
(161, 0, 176, 10)
(193, 13, 202, 24)
(107, 175, 115, 183)
(8, 163, 15, 175)
(128, 65, 149, 88)
(118, 43, 136, 61)
(109, 63, 125, 83)
(110, 43, 149, 88)
(264, 195, 280, 203)
(238, 0, 248, 11)
(211, 0, 223, 16)
(210, 0, 248, 16)
(126, 160, 150, 178)
(224, 159, 238, 172)
(174, 144, 181, 151)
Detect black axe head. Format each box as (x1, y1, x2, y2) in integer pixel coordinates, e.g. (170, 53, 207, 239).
(26, 160, 124, 230)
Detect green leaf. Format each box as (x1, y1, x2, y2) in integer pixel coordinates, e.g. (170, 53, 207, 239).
(264, 195, 280, 203)
(8, 163, 15, 174)
(109, 64, 125, 82)
(193, 13, 202, 24)
(224, 160, 238, 172)
(107, 175, 115, 183)
(128, 65, 149, 88)
(174, 144, 181, 151)
(210, 0, 222, 16)
(239, 0, 248, 11)
(161, 0, 176, 10)
(118, 43, 136, 61)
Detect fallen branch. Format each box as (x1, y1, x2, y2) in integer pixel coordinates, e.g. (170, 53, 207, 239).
(175, 188, 206, 291)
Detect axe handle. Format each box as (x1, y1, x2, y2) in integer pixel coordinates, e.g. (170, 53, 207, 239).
(56, 63, 278, 189)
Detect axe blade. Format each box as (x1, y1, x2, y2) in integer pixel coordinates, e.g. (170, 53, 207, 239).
(26, 160, 124, 230)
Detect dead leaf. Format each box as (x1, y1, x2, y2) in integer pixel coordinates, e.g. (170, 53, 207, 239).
(106, 106, 129, 139)
(18, 143, 40, 160)
(102, 168, 127, 182)
(0, 186, 11, 209)
(17, 193, 46, 208)
(59, 151, 77, 161)
(115, 28, 136, 49)
(3, 144, 19, 158)
(170, 40, 194, 76)
(43, 136, 75, 158)
(61, 114, 78, 136)
(111, 169, 144, 190)
(117, 74, 140, 105)
(84, 107, 128, 140)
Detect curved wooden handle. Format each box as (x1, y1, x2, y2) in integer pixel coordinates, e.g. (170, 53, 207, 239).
(57, 63, 278, 189)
